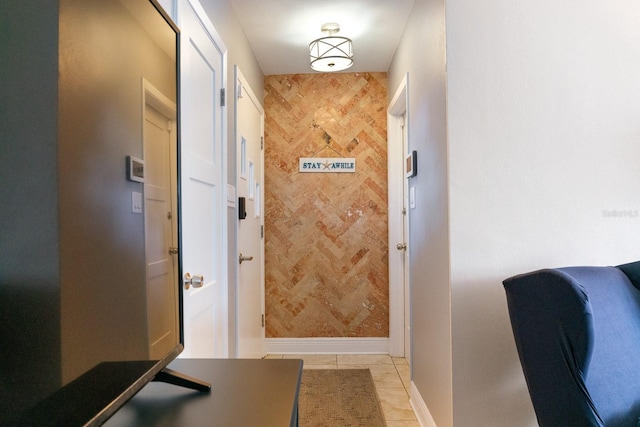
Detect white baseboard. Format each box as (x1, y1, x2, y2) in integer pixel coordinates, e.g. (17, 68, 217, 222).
(264, 337, 389, 354)
(410, 381, 437, 427)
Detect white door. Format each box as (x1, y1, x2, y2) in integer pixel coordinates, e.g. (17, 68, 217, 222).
(143, 83, 179, 360)
(388, 76, 410, 360)
(235, 67, 265, 358)
(178, 0, 228, 358)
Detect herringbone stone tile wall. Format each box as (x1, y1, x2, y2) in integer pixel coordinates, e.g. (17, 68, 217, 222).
(264, 72, 389, 338)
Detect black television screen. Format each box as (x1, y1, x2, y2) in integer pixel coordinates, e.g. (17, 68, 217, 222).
(0, 0, 195, 424)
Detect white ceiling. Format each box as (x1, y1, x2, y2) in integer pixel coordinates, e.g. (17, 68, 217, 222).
(230, 0, 416, 75)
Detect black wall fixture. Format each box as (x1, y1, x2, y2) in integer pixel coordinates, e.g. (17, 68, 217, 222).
(238, 197, 247, 220)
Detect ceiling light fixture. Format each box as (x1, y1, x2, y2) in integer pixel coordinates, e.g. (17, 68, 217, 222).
(309, 23, 353, 72)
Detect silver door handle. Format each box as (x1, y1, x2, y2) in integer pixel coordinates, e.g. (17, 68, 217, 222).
(396, 243, 407, 250)
(239, 253, 254, 264)
(184, 272, 204, 290)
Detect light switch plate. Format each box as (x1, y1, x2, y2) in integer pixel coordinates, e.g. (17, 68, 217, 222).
(132, 191, 143, 214)
(227, 184, 236, 208)
(409, 186, 416, 209)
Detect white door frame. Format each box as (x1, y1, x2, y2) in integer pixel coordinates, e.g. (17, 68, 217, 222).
(388, 73, 410, 358)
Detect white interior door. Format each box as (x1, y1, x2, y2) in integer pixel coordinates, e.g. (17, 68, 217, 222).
(235, 67, 265, 358)
(388, 76, 410, 360)
(178, 0, 228, 358)
(143, 83, 179, 360)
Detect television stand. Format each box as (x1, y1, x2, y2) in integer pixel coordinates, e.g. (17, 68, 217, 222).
(152, 367, 211, 392)
(107, 358, 303, 426)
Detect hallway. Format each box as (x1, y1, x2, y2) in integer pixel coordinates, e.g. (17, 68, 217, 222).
(265, 354, 419, 426)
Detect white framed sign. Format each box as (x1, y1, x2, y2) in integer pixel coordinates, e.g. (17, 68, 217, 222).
(299, 158, 356, 173)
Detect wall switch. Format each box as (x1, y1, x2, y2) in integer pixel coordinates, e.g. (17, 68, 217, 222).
(132, 191, 143, 214)
(409, 186, 416, 209)
(227, 184, 236, 208)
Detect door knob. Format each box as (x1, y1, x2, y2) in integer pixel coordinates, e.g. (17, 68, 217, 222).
(184, 272, 204, 290)
(396, 243, 407, 250)
(168, 247, 179, 255)
(239, 253, 254, 264)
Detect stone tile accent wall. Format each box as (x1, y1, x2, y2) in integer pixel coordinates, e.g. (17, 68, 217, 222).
(264, 72, 389, 338)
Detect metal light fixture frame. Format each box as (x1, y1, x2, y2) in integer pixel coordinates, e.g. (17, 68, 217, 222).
(309, 23, 353, 72)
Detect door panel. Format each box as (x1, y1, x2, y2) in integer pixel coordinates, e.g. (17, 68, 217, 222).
(387, 77, 410, 359)
(235, 68, 265, 358)
(178, 0, 228, 358)
(144, 103, 178, 360)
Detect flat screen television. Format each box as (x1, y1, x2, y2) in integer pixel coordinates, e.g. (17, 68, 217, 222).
(0, 0, 207, 425)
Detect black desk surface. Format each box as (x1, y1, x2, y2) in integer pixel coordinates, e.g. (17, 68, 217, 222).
(105, 358, 303, 427)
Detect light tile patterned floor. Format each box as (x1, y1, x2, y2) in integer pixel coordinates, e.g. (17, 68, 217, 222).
(265, 354, 420, 427)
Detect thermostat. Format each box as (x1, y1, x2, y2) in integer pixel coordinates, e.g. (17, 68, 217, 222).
(127, 155, 145, 183)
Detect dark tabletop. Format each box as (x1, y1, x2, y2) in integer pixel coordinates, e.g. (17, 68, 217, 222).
(105, 358, 303, 427)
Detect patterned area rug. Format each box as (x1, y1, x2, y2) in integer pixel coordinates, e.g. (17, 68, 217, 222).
(298, 369, 386, 427)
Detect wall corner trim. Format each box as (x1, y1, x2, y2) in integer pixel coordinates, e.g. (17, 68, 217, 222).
(264, 338, 389, 354)
(410, 381, 438, 427)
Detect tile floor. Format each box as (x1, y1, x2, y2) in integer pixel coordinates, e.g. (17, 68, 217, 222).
(265, 354, 420, 427)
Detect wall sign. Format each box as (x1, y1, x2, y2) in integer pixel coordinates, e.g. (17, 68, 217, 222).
(299, 158, 356, 173)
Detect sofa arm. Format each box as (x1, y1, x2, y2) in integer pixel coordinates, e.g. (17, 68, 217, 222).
(503, 269, 605, 426)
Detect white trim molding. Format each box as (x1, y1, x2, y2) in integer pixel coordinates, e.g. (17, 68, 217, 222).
(410, 381, 438, 427)
(265, 338, 389, 354)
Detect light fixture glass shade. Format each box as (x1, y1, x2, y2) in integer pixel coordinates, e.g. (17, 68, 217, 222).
(309, 36, 353, 72)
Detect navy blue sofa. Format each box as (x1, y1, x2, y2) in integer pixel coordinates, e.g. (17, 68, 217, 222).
(503, 261, 640, 426)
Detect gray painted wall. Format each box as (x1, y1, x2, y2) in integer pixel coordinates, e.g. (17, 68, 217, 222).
(388, 0, 452, 425)
(390, 0, 640, 425)
(447, 0, 640, 424)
